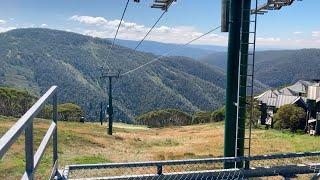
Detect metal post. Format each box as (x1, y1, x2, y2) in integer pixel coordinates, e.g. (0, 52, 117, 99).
(108, 77, 113, 135)
(316, 113, 320, 136)
(238, 0, 251, 168)
(221, 0, 230, 32)
(100, 102, 104, 125)
(53, 92, 58, 166)
(157, 165, 163, 175)
(25, 123, 34, 179)
(224, 0, 243, 169)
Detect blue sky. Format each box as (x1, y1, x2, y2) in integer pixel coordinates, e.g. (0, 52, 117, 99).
(0, 0, 319, 49)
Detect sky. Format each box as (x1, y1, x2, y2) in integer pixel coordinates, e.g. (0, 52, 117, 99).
(0, 0, 319, 49)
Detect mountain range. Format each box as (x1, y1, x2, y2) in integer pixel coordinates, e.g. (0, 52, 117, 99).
(200, 49, 320, 87)
(0, 28, 230, 121)
(2, 28, 317, 121)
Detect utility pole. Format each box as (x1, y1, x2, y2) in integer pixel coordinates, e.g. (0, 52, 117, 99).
(100, 71, 120, 135)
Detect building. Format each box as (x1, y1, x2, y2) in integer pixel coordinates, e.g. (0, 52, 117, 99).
(306, 83, 320, 135)
(255, 80, 320, 134)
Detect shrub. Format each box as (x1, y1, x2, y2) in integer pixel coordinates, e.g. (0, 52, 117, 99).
(246, 100, 261, 128)
(43, 103, 84, 122)
(0, 87, 36, 117)
(135, 109, 192, 128)
(192, 107, 225, 124)
(212, 107, 225, 122)
(193, 112, 212, 124)
(273, 104, 306, 132)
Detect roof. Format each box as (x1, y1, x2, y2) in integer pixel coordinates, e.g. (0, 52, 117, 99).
(279, 80, 313, 96)
(276, 95, 302, 108)
(279, 87, 296, 96)
(255, 90, 279, 106)
(267, 97, 277, 107)
(255, 90, 277, 100)
(256, 80, 317, 108)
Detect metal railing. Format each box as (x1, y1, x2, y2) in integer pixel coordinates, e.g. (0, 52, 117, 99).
(65, 151, 320, 179)
(0, 86, 60, 180)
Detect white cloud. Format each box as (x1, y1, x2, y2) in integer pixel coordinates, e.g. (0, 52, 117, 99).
(256, 37, 281, 45)
(68, 15, 320, 48)
(293, 31, 303, 35)
(0, 26, 16, 33)
(0, 20, 6, 24)
(70, 15, 108, 26)
(0, 19, 15, 32)
(69, 15, 228, 45)
(255, 36, 320, 49)
(312, 31, 320, 37)
(41, 24, 48, 27)
(257, 37, 281, 42)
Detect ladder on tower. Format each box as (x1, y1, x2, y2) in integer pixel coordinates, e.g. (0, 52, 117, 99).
(235, 0, 259, 169)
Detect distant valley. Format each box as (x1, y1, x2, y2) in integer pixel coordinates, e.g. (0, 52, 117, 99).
(200, 49, 320, 87)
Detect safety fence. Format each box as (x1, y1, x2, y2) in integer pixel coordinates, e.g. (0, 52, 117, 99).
(64, 151, 320, 179)
(0, 86, 60, 180)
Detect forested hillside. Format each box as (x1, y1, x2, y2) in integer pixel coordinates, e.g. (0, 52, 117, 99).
(200, 49, 320, 87)
(0, 28, 234, 121)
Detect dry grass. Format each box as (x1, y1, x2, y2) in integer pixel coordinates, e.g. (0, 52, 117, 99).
(1, 116, 320, 179)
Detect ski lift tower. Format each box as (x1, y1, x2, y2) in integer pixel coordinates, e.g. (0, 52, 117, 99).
(222, 0, 300, 169)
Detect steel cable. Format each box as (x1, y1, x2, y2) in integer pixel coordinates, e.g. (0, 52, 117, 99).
(103, 0, 130, 69)
(134, 11, 166, 50)
(121, 25, 222, 76)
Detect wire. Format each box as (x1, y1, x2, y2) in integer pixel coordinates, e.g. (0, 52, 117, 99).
(134, 11, 166, 50)
(103, 0, 130, 69)
(121, 25, 222, 76)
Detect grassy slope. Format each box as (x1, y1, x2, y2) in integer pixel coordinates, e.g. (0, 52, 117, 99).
(1, 116, 320, 179)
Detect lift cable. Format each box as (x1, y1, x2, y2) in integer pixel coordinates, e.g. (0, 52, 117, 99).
(103, 0, 130, 68)
(134, 11, 166, 50)
(121, 25, 222, 76)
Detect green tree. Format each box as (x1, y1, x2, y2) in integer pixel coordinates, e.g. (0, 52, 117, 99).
(212, 107, 225, 122)
(43, 103, 84, 122)
(192, 112, 212, 124)
(273, 104, 306, 132)
(58, 103, 84, 121)
(135, 109, 192, 128)
(246, 100, 261, 128)
(0, 87, 35, 117)
(192, 107, 225, 124)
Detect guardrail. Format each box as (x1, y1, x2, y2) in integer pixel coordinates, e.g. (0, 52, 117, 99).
(0, 86, 60, 180)
(65, 151, 320, 179)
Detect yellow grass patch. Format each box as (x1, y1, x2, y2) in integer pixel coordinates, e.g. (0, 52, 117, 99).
(1, 116, 320, 179)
